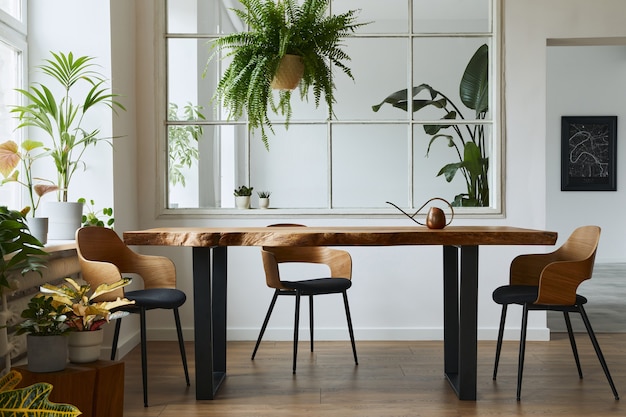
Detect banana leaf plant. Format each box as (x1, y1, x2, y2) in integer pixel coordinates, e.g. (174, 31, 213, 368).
(0, 370, 81, 416)
(372, 44, 489, 207)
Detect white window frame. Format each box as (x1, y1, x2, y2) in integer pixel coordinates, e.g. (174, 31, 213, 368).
(159, 0, 503, 218)
(0, 0, 27, 210)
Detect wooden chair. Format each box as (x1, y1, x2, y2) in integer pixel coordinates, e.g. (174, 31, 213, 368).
(75, 227, 189, 407)
(492, 225, 619, 400)
(251, 225, 358, 373)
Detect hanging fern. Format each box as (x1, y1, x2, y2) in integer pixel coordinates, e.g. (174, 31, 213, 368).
(208, 0, 367, 149)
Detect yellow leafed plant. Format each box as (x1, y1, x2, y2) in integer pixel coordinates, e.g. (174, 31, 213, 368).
(40, 277, 135, 331)
(0, 370, 81, 416)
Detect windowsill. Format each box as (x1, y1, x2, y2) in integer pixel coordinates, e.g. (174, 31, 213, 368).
(44, 240, 77, 253)
(158, 206, 505, 219)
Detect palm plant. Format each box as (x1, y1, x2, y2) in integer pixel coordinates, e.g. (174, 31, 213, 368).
(208, 0, 366, 149)
(372, 44, 489, 207)
(11, 51, 125, 202)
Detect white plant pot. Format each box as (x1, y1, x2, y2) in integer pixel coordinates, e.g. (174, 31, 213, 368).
(68, 330, 104, 363)
(27, 334, 68, 372)
(258, 197, 270, 209)
(27, 217, 49, 245)
(44, 201, 84, 240)
(235, 196, 251, 209)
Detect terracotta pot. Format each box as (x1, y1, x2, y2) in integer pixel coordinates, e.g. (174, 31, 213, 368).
(271, 54, 304, 90)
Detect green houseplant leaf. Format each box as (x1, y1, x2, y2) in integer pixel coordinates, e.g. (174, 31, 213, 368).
(460, 44, 489, 115)
(0, 370, 81, 416)
(371, 44, 489, 207)
(0, 206, 48, 291)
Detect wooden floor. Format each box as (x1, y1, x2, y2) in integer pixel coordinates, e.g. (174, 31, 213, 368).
(121, 335, 626, 417)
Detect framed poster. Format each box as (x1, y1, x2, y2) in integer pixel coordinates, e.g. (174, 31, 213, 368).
(561, 116, 617, 191)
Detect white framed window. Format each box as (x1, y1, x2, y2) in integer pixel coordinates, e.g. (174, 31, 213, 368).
(163, 0, 501, 216)
(0, 0, 26, 210)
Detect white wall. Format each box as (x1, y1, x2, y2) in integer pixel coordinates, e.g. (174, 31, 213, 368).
(131, 0, 626, 345)
(547, 44, 626, 262)
(27, 0, 626, 353)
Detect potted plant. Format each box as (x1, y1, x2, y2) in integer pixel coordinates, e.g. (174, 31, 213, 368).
(11, 51, 125, 238)
(208, 0, 367, 149)
(372, 44, 489, 207)
(0, 370, 80, 416)
(0, 139, 59, 243)
(257, 190, 271, 209)
(15, 295, 70, 372)
(168, 102, 205, 188)
(39, 277, 134, 363)
(0, 206, 48, 292)
(234, 185, 253, 209)
(78, 198, 114, 228)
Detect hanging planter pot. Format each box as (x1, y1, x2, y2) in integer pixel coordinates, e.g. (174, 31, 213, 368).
(68, 330, 104, 363)
(271, 54, 304, 90)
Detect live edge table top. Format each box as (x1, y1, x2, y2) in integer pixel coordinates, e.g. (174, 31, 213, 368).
(123, 226, 558, 248)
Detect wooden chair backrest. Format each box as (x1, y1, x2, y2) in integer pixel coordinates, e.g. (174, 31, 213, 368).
(75, 227, 176, 300)
(261, 224, 352, 290)
(509, 225, 600, 305)
(261, 246, 352, 290)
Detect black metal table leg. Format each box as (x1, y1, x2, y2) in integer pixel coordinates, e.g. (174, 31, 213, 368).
(192, 246, 228, 400)
(443, 245, 479, 400)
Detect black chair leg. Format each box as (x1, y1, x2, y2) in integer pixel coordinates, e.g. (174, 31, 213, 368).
(578, 304, 620, 400)
(343, 291, 358, 365)
(493, 304, 508, 380)
(293, 291, 301, 374)
(309, 295, 314, 352)
(563, 311, 583, 379)
(251, 290, 280, 360)
(173, 308, 190, 386)
(111, 317, 122, 360)
(516, 303, 529, 401)
(139, 308, 148, 407)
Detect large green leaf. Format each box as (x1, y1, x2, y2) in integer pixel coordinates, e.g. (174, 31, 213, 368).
(0, 370, 82, 416)
(0, 207, 48, 291)
(459, 43, 488, 115)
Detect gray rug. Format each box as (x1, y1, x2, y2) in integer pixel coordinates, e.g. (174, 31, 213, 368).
(548, 263, 626, 333)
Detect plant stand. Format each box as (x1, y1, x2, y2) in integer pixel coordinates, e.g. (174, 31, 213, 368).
(15, 360, 124, 417)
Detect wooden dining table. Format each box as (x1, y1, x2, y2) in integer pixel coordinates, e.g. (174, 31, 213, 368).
(123, 225, 557, 401)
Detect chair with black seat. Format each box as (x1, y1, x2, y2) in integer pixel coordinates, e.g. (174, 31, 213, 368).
(251, 224, 358, 373)
(75, 226, 190, 407)
(492, 225, 619, 400)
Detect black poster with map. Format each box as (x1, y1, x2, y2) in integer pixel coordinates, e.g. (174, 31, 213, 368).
(561, 116, 617, 191)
